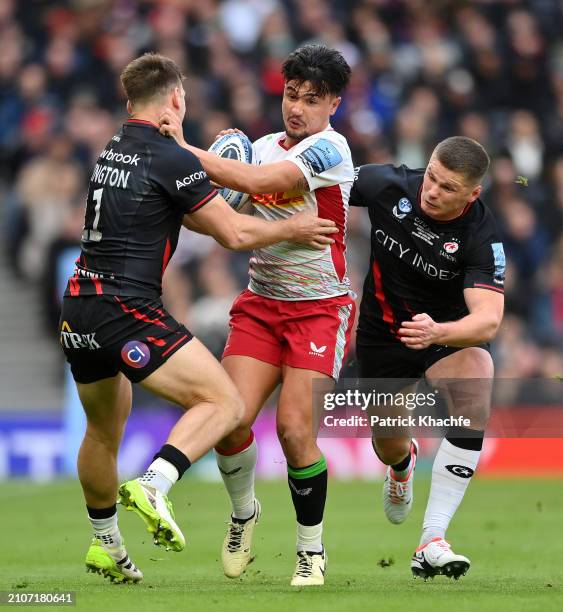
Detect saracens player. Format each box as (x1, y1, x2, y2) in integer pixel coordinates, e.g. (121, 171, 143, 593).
(350, 136, 505, 580)
(59, 52, 337, 584)
(160, 44, 355, 586)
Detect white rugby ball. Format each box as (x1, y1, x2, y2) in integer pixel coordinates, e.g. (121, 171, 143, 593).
(209, 132, 254, 213)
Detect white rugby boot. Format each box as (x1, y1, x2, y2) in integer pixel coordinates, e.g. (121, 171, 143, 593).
(411, 537, 470, 580)
(382, 439, 418, 524)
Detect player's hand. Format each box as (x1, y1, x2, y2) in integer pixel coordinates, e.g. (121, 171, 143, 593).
(398, 313, 444, 350)
(214, 128, 245, 140)
(159, 109, 187, 147)
(286, 213, 338, 250)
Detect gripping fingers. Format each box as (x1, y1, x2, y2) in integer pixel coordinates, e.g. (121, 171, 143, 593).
(310, 238, 335, 250)
(216, 128, 243, 139)
(313, 235, 335, 245)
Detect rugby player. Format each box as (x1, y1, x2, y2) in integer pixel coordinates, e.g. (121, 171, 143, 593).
(59, 53, 337, 584)
(350, 137, 505, 580)
(160, 45, 354, 585)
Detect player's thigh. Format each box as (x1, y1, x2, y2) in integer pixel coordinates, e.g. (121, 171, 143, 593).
(282, 295, 356, 380)
(140, 337, 242, 412)
(277, 365, 332, 441)
(426, 346, 493, 379)
(425, 346, 493, 428)
(222, 355, 281, 428)
(76, 373, 132, 445)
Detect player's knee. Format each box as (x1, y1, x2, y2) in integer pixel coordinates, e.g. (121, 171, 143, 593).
(373, 438, 411, 465)
(84, 424, 122, 454)
(276, 421, 314, 456)
(216, 389, 245, 433)
(220, 422, 253, 450)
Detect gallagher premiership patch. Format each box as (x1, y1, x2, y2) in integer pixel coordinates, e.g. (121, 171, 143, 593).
(297, 139, 343, 176)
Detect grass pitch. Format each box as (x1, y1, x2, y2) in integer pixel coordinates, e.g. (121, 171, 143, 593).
(2, 477, 562, 612)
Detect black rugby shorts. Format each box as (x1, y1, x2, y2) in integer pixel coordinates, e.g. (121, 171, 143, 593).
(357, 338, 490, 379)
(59, 295, 193, 383)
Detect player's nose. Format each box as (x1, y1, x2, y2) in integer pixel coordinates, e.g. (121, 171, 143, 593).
(290, 101, 304, 115)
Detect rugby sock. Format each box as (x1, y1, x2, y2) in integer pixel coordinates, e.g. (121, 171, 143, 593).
(215, 432, 257, 521)
(139, 444, 192, 495)
(87, 504, 125, 561)
(390, 440, 414, 480)
(287, 456, 327, 553)
(420, 431, 484, 546)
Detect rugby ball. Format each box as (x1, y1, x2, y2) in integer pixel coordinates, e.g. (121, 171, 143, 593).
(209, 132, 254, 213)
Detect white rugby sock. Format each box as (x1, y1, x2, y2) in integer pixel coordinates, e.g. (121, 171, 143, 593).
(296, 521, 323, 553)
(420, 438, 481, 546)
(88, 511, 125, 561)
(138, 457, 179, 495)
(215, 434, 257, 520)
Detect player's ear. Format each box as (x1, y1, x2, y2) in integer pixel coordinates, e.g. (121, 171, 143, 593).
(329, 96, 341, 116)
(171, 87, 182, 111)
(126, 100, 133, 115)
(469, 184, 482, 203)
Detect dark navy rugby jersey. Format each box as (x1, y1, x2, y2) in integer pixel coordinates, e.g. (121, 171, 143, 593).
(350, 164, 505, 343)
(65, 119, 217, 299)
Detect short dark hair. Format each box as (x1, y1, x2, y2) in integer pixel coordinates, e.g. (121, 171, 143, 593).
(121, 53, 184, 106)
(282, 44, 351, 97)
(433, 136, 490, 184)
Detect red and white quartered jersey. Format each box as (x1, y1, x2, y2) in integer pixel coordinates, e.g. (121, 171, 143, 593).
(248, 126, 354, 300)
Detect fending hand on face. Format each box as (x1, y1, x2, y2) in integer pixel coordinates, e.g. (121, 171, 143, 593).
(159, 108, 187, 147)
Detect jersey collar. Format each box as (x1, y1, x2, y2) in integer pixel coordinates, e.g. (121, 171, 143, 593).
(126, 118, 159, 128)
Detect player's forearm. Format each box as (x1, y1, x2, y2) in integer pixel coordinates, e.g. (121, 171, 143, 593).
(185, 145, 263, 194)
(435, 311, 501, 347)
(226, 216, 294, 251)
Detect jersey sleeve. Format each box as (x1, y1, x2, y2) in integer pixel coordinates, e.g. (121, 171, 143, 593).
(157, 145, 217, 214)
(463, 218, 505, 294)
(287, 131, 353, 191)
(349, 164, 400, 207)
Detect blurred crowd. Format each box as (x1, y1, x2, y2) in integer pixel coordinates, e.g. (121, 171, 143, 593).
(0, 0, 562, 379)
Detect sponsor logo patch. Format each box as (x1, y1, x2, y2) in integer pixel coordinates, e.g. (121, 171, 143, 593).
(121, 341, 151, 368)
(218, 467, 242, 476)
(176, 170, 208, 189)
(60, 321, 101, 350)
(398, 198, 412, 213)
(309, 342, 327, 357)
(289, 480, 313, 496)
(297, 138, 342, 176)
(392, 197, 412, 220)
(445, 464, 474, 478)
(443, 241, 459, 254)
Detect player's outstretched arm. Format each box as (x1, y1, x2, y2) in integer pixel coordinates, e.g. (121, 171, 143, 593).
(398, 288, 504, 350)
(160, 110, 309, 194)
(183, 194, 337, 251)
